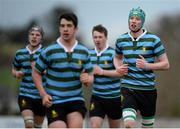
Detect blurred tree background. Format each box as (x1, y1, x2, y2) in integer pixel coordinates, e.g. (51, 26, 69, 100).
(153, 14, 180, 117)
(0, 5, 180, 118)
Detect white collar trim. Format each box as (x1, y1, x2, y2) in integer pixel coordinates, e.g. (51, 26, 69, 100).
(128, 29, 147, 41)
(56, 37, 78, 52)
(26, 44, 42, 54)
(95, 44, 109, 56)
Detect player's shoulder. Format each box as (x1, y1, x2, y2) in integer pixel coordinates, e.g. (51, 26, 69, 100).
(145, 31, 161, 42)
(44, 41, 59, 51)
(76, 42, 90, 52)
(116, 32, 129, 43)
(15, 47, 27, 55)
(108, 46, 115, 51)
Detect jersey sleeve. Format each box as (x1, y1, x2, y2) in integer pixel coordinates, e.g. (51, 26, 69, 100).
(115, 38, 123, 55)
(153, 36, 166, 58)
(12, 51, 22, 70)
(35, 49, 48, 74)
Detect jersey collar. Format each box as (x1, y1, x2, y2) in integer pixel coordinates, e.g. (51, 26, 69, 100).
(95, 44, 109, 56)
(128, 29, 147, 41)
(56, 37, 78, 52)
(26, 44, 42, 54)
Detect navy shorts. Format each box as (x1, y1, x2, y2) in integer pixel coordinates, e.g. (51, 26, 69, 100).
(89, 95, 122, 120)
(18, 95, 46, 116)
(46, 100, 87, 125)
(121, 87, 157, 117)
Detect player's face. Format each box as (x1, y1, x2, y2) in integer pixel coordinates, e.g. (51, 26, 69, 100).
(129, 15, 142, 32)
(93, 31, 107, 51)
(59, 18, 77, 41)
(28, 31, 42, 47)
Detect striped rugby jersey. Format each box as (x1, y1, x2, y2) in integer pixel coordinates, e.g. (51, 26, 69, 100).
(12, 45, 46, 99)
(35, 39, 93, 104)
(90, 46, 121, 98)
(115, 30, 166, 90)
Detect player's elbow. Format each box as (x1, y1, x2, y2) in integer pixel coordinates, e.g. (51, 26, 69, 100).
(163, 61, 170, 70)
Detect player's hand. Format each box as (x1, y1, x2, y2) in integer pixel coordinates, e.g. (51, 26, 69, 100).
(93, 65, 103, 75)
(42, 94, 52, 108)
(136, 55, 148, 69)
(80, 69, 90, 84)
(15, 71, 24, 79)
(116, 64, 128, 75)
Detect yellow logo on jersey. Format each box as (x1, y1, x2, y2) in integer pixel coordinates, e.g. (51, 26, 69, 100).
(21, 99, 26, 107)
(51, 110, 58, 118)
(142, 47, 146, 52)
(104, 61, 108, 65)
(90, 103, 95, 111)
(78, 60, 82, 65)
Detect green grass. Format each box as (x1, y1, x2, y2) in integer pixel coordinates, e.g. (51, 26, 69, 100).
(0, 66, 19, 89)
(0, 42, 23, 89)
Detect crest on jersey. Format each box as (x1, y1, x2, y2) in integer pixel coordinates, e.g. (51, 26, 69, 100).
(142, 47, 146, 52)
(104, 61, 108, 65)
(78, 60, 82, 65)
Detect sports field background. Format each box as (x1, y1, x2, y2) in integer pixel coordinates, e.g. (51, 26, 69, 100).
(0, 116, 180, 128)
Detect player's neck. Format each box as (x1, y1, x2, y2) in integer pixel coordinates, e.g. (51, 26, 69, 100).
(28, 44, 40, 52)
(96, 44, 107, 52)
(60, 38, 76, 51)
(130, 29, 144, 38)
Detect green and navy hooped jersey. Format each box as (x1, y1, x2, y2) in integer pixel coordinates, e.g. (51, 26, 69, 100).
(90, 46, 121, 99)
(35, 40, 93, 104)
(12, 45, 46, 99)
(115, 30, 166, 90)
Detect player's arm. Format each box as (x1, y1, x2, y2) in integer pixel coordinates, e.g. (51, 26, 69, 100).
(12, 68, 24, 79)
(113, 54, 128, 75)
(32, 69, 52, 107)
(32, 69, 45, 97)
(113, 54, 123, 68)
(80, 69, 94, 87)
(136, 53, 170, 70)
(93, 64, 128, 77)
